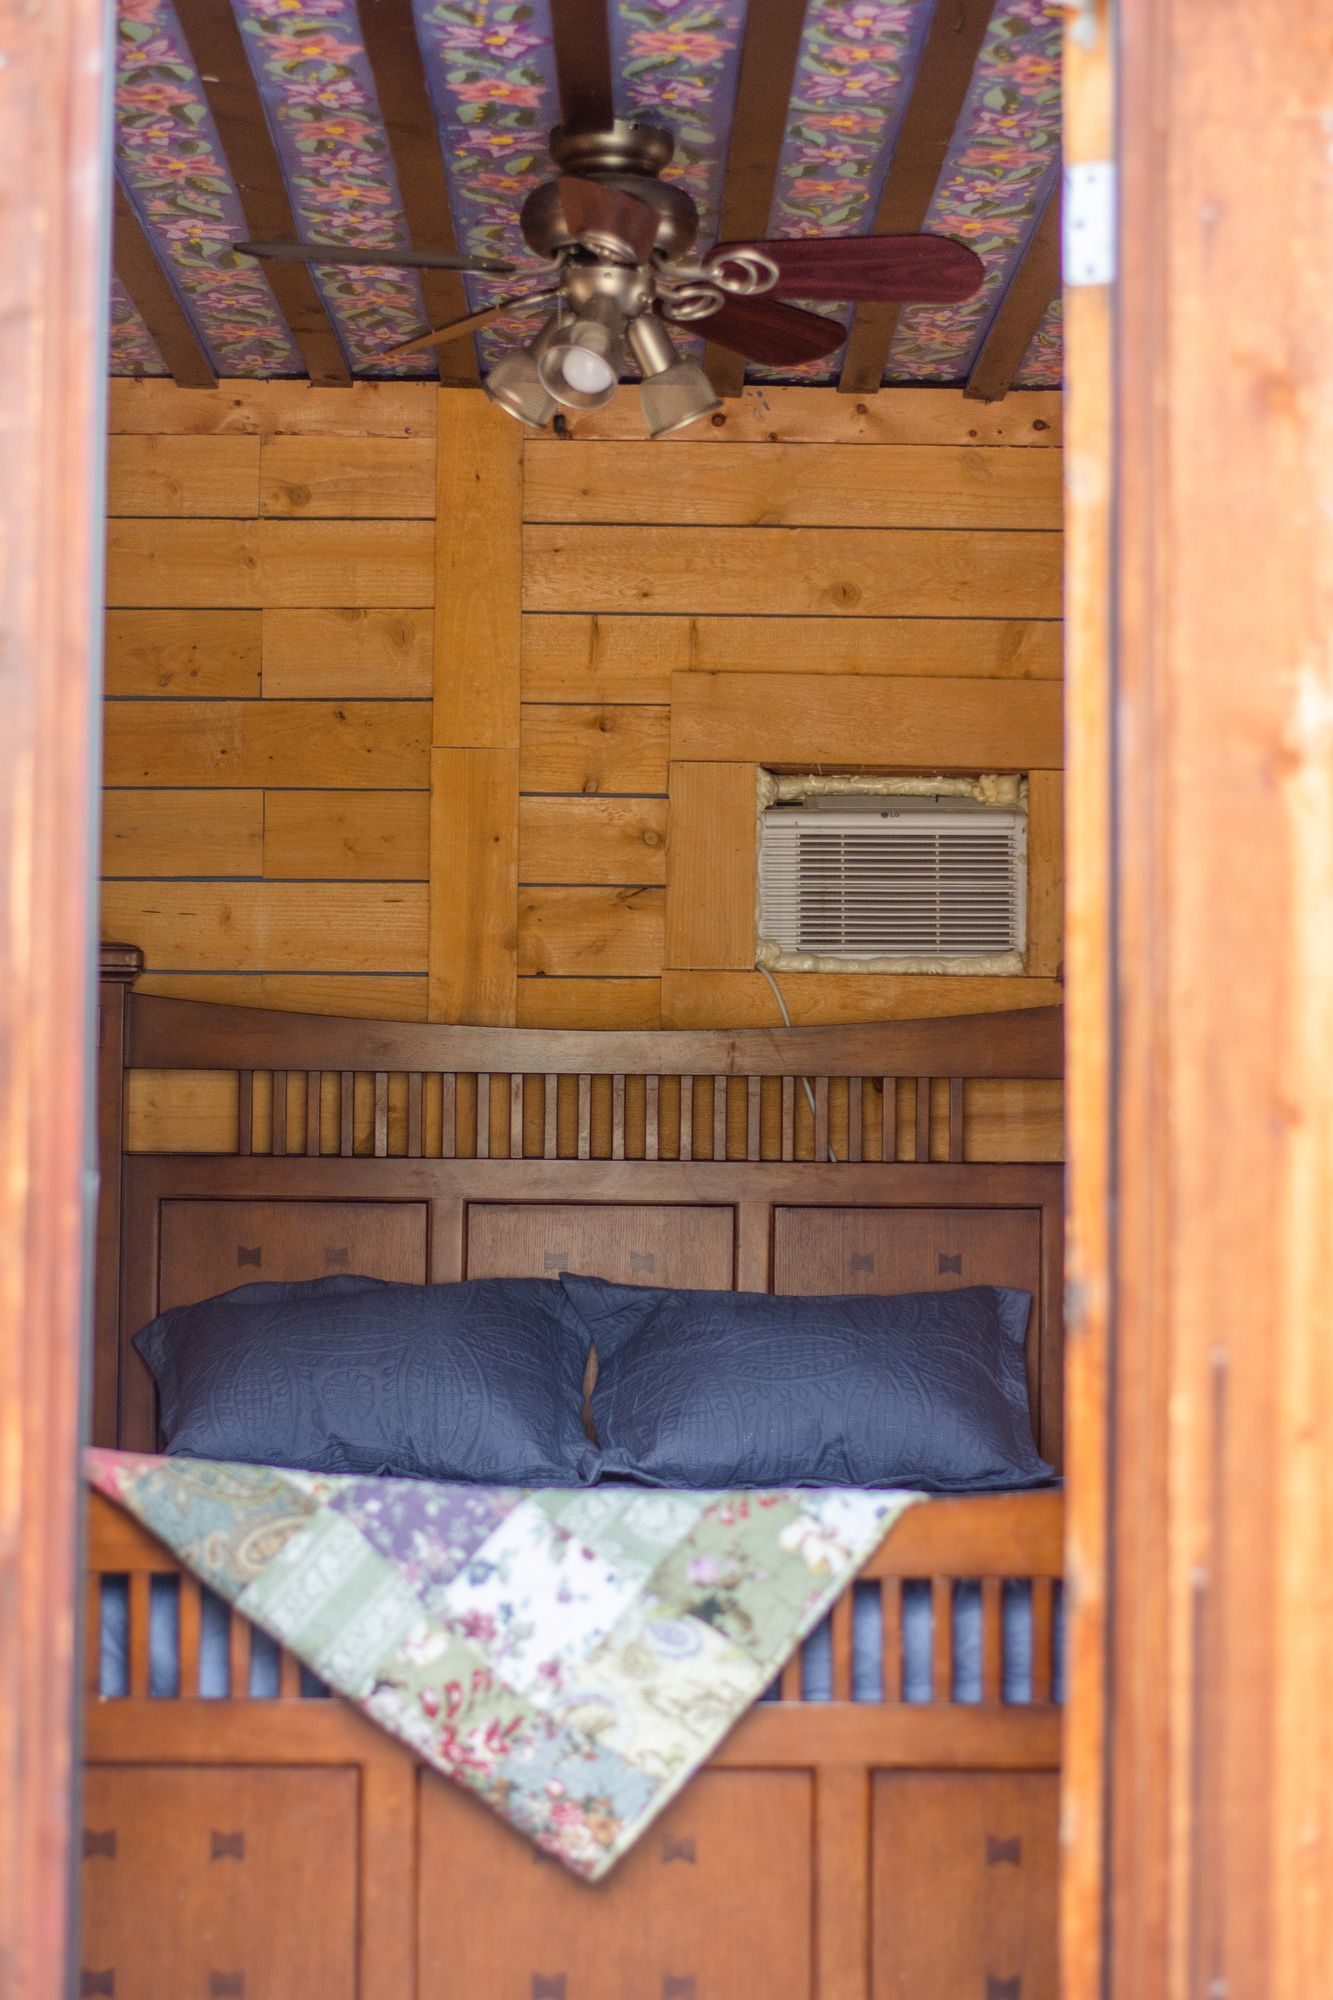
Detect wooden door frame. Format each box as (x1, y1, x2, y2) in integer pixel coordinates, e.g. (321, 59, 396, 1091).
(0, 5, 112, 1995)
(1063, 2, 1333, 1995)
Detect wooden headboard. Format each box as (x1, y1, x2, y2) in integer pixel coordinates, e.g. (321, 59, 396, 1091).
(95, 945, 1065, 1466)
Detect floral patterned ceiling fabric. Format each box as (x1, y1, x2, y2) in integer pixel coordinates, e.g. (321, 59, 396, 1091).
(108, 0, 1063, 390)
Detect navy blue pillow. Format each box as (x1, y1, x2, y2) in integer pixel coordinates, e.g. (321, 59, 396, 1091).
(562, 1274, 1051, 1491)
(133, 1273, 598, 1485)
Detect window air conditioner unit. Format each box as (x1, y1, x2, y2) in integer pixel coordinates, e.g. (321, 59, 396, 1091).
(758, 802, 1027, 960)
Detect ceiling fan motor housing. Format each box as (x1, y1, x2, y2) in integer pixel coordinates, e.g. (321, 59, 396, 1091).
(521, 122, 699, 263)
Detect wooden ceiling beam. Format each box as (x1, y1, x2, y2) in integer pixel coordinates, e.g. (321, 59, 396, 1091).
(356, 0, 478, 387)
(703, 0, 809, 399)
(550, 0, 615, 133)
(964, 173, 1062, 402)
(837, 0, 993, 395)
(172, 0, 351, 386)
(112, 181, 217, 389)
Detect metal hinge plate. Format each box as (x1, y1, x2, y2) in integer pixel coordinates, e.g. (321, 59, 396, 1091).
(1064, 160, 1116, 287)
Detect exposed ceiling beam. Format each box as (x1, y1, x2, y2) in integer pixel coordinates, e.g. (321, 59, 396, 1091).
(837, 0, 993, 395)
(356, 0, 478, 387)
(172, 0, 351, 386)
(550, 0, 615, 133)
(703, 0, 809, 399)
(964, 173, 1062, 402)
(112, 181, 217, 389)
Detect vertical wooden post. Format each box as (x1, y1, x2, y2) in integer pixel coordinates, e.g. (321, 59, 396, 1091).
(0, 3, 112, 1993)
(93, 946, 143, 1448)
(1066, 2, 1333, 1993)
(428, 390, 522, 1023)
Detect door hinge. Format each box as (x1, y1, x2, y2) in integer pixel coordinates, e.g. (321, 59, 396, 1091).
(1064, 161, 1116, 287)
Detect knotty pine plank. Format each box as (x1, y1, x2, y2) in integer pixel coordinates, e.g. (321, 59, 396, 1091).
(106, 519, 434, 607)
(560, 384, 1062, 446)
(428, 746, 518, 1024)
(261, 608, 433, 698)
(515, 977, 662, 1029)
(133, 971, 429, 1019)
(1026, 769, 1065, 978)
(105, 609, 261, 697)
(659, 970, 1064, 1027)
(259, 436, 435, 518)
(519, 612, 1062, 701)
(434, 391, 522, 748)
(670, 671, 1062, 769)
(523, 441, 1063, 530)
(522, 525, 1063, 619)
(107, 379, 438, 437)
(103, 701, 430, 788)
(518, 795, 667, 885)
(107, 434, 259, 517)
(262, 791, 429, 880)
(665, 762, 757, 970)
(99, 881, 428, 972)
(517, 886, 666, 977)
(519, 704, 670, 795)
(101, 789, 263, 877)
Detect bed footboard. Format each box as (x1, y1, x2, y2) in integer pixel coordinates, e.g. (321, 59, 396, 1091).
(82, 1487, 1063, 2000)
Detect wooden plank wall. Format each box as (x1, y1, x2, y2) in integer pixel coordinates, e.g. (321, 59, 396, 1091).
(102, 382, 1064, 1158)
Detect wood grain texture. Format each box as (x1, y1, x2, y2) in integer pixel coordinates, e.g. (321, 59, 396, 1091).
(259, 436, 436, 517)
(661, 970, 1063, 1027)
(108, 434, 259, 516)
(564, 384, 1062, 446)
(261, 608, 433, 697)
(518, 885, 666, 976)
(671, 671, 1062, 769)
(134, 971, 429, 1019)
(107, 378, 438, 436)
(105, 609, 262, 697)
(103, 701, 430, 788)
(1026, 769, 1064, 978)
(434, 390, 522, 747)
(102, 789, 264, 877)
(428, 746, 519, 1023)
(524, 441, 1063, 529)
(100, 882, 428, 972)
(523, 525, 1062, 618)
(518, 795, 667, 884)
(520, 703, 670, 795)
(0, 9, 108, 1989)
(521, 610, 1062, 700)
(263, 791, 429, 880)
(106, 519, 434, 607)
(665, 762, 757, 970)
(516, 976, 663, 1029)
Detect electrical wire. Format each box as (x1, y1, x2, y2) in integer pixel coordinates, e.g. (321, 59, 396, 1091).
(757, 964, 838, 1163)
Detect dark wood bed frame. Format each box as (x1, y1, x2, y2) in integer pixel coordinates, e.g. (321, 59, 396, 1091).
(82, 945, 1066, 2000)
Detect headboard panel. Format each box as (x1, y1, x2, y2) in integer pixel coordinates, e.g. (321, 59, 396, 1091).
(97, 946, 1065, 1468)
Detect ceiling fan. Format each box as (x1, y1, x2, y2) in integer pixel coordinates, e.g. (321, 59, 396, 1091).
(239, 120, 984, 437)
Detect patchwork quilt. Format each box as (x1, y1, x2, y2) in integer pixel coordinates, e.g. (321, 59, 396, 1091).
(86, 1449, 917, 1879)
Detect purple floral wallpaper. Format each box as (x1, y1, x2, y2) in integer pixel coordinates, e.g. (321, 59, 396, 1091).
(107, 0, 1062, 389)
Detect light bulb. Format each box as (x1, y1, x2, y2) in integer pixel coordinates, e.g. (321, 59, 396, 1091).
(560, 345, 616, 395)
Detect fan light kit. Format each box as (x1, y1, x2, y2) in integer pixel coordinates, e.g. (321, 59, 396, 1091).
(238, 121, 985, 438)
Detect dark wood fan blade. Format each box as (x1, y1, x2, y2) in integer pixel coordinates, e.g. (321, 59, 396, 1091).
(707, 233, 984, 302)
(235, 240, 516, 275)
(696, 295, 845, 366)
(382, 289, 557, 360)
(558, 177, 659, 262)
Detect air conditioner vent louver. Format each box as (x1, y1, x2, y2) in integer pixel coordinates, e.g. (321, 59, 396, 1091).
(759, 807, 1027, 959)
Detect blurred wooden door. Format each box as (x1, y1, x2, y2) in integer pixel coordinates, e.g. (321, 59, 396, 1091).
(1062, 2, 1333, 1996)
(0, 5, 112, 1997)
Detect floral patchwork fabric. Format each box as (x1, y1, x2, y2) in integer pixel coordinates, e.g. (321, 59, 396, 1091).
(86, 1447, 917, 1879)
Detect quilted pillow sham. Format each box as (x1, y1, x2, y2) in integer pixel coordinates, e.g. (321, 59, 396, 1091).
(133, 1273, 598, 1485)
(561, 1274, 1052, 1492)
